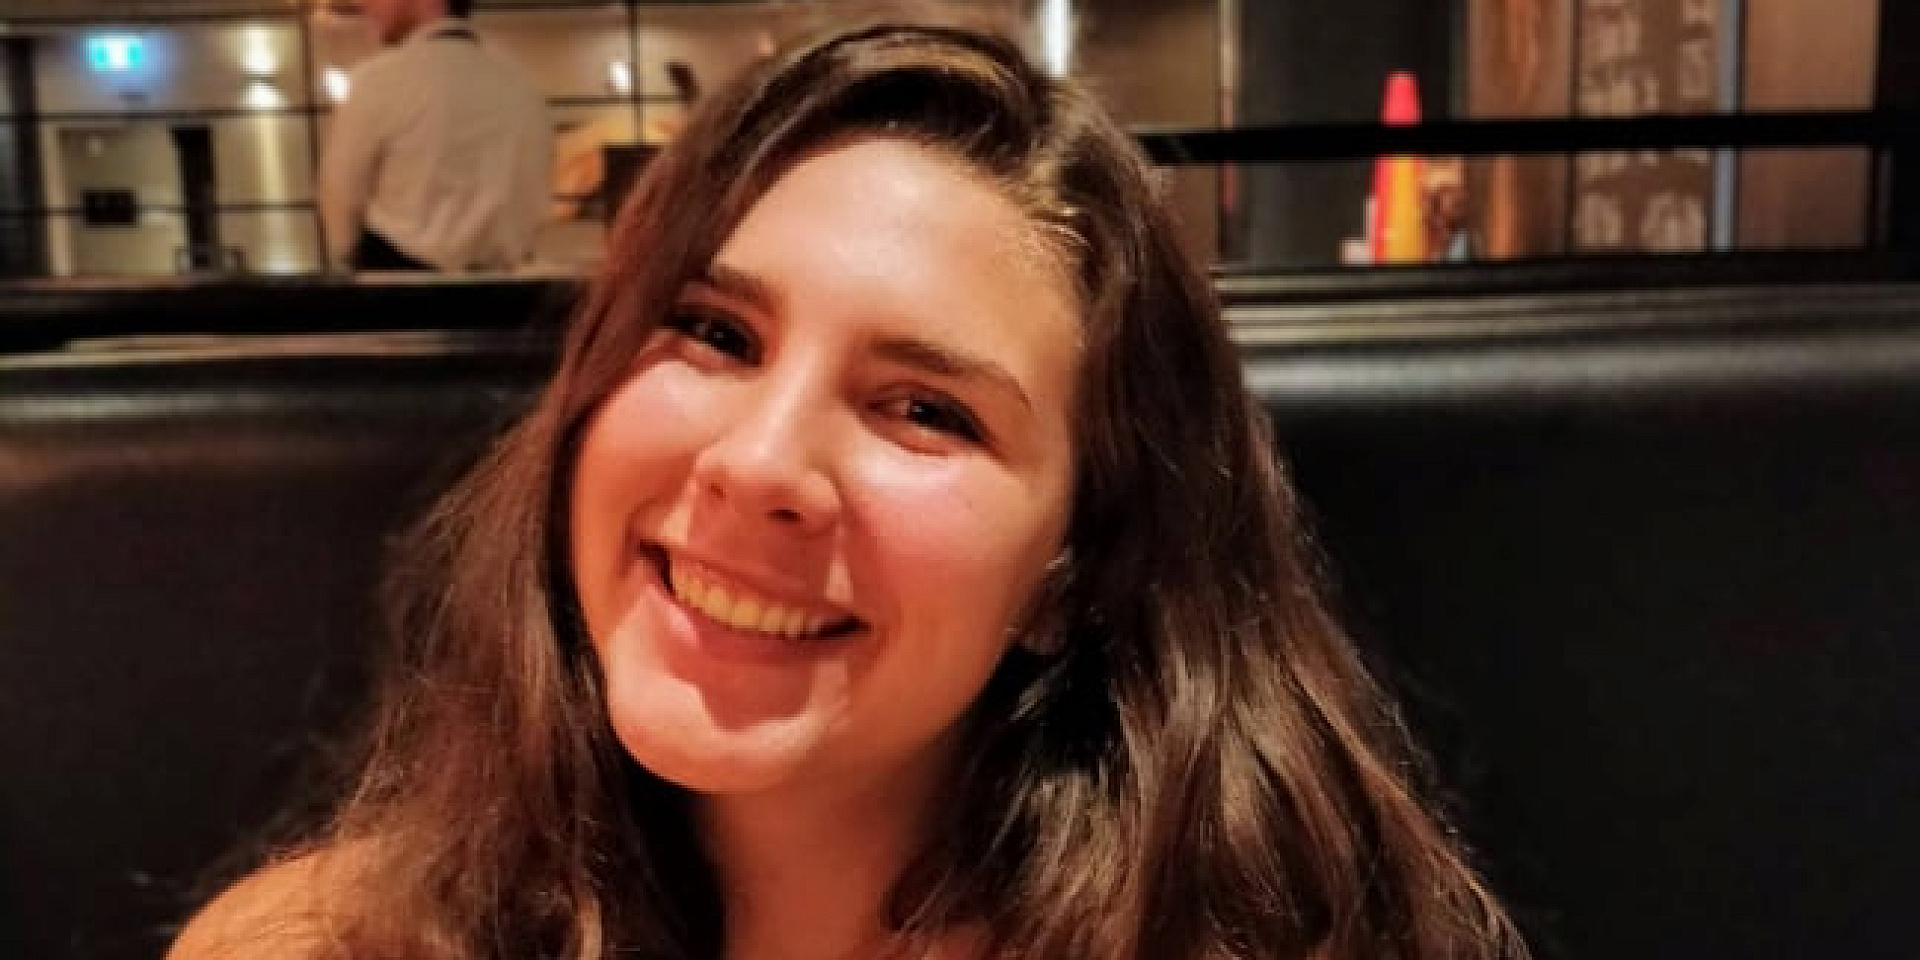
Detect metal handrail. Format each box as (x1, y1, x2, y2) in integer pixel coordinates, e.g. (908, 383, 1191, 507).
(1135, 110, 1907, 164)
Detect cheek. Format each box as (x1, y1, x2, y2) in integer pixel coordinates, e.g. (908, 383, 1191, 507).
(851, 453, 1063, 636)
(835, 454, 1065, 756)
(575, 364, 718, 498)
(570, 368, 711, 609)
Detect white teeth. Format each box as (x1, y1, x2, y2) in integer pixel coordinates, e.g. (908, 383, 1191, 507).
(731, 598, 762, 631)
(668, 560, 838, 639)
(760, 605, 790, 634)
(779, 607, 807, 636)
(671, 563, 707, 613)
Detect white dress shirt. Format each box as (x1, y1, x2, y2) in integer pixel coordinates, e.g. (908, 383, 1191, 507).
(320, 18, 551, 272)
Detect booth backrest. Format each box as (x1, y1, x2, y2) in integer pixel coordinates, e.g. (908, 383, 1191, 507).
(3, 283, 1918, 959)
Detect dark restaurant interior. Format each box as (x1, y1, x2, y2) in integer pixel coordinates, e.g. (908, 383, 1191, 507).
(3, 1, 1918, 958)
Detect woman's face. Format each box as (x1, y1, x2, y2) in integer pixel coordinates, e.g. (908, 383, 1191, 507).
(569, 138, 1081, 796)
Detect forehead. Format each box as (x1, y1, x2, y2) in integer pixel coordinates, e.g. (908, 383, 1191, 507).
(709, 136, 1083, 380)
(735, 138, 1069, 286)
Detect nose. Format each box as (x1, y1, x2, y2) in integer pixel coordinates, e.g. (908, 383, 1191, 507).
(691, 377, 842, 537)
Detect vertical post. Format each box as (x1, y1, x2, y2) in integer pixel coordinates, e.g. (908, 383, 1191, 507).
(1216, 0, 1239, 263)
(1711, 0, 1745, 251)
(626, 0, 643, 144)
(297, 10, 329, 272)
(1875, 0, 1920, 252)
(1561, 0, 1585, 253)
(1, 37, 49, 278)
(622, 0, 643, 237)
(170, 124, 220, 271)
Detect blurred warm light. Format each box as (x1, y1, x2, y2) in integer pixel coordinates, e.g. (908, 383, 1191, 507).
(241, 47, 277, 77)
(244, 79, 284, 111)
(245, 88, 300, 272)
(607, 59, 632, 96)
(1038, 0, 1073, 76)
(323, 66, 350, 102)
(241, 24, 278, 76)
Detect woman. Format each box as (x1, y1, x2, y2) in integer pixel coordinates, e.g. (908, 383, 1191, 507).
(173, 22, 1526, 960)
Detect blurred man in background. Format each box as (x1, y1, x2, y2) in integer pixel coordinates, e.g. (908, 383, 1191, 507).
(321, 0, 551, 272)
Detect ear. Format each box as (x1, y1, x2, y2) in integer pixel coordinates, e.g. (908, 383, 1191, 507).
(1015, 549, 1073, 656)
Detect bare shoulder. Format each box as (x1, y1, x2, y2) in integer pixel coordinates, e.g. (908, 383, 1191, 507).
(167, 844, 363, 960)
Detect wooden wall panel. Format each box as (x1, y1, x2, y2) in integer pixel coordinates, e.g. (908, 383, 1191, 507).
(1736, 0, 1879, 250)
(1466, 0, 1574, 259)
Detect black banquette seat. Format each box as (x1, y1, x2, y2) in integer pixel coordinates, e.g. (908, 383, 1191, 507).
(3, 264, 1917, 959)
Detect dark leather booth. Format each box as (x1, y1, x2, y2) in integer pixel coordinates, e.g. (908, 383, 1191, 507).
(3, 268, 1917, 959)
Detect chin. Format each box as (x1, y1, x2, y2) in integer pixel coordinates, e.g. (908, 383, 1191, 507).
(602, 665, 835, 795)
(588, 572, 856, 795)
(612, 718, 827, 796)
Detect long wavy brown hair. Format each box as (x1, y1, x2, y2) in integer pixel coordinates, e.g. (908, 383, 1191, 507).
(264, 21, 1526, 960)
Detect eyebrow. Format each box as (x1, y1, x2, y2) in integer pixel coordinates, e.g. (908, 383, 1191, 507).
(695, 261, 1034, 411)
(872, 335, 1033, 411)
(696, 261, 782, 314)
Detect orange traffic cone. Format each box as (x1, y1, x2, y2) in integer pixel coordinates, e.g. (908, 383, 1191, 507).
(1370, 71, 1428, 264)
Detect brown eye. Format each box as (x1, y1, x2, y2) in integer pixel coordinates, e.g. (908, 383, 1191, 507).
(883, 393, 985, 444)
(665, 306, 760, 363)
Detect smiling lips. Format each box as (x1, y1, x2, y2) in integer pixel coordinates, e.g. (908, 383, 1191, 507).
(665, 555, 859, 640)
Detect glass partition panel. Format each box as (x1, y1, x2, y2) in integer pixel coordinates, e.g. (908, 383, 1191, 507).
(31, 19, 310, 115)
(477, 4, 633, 101)
(1205, 148, 1874, 274)
(45, 207, 187, 278)
(0, 0, 1903, 284)
(217, 205, 321, 275)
